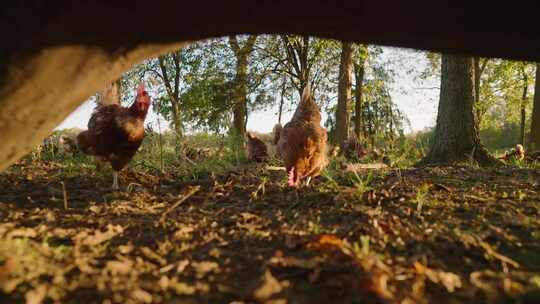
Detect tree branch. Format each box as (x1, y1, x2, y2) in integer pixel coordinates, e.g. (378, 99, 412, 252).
(158, 55, 176, 103)
(229, 35, 240, 54)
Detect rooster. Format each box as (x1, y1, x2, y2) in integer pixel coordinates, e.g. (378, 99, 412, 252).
(274, 86, 328, 187)
(246, 132, 268, 162)
(77, 82, 150, 190)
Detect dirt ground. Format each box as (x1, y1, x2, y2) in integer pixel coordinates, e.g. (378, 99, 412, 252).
(0, 160, 539, 303)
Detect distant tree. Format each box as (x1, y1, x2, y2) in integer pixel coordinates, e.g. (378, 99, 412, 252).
(256, 35, 339, 103)
(353, 45, 368, 141)
(123, 44, 207, 153)
(421, 54, 498, 165)
(335, 41, 354, 148)
(518, 64, 531, 146)
(157, 51, 184, 152)
(473, 57, 489, 128)
(529, 63, 540, 151)
(229, 35, 257, 138)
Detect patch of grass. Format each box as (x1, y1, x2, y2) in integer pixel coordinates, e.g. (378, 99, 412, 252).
(350, 171, 374, 197)
(415, 183, 430, 215)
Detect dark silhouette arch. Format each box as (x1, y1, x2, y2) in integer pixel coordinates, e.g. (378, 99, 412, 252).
(1, 1, 538, 169)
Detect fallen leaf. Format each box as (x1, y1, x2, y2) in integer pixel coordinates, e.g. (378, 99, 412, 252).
(131, 289, 152, 303)
(176, 259, 190, 273)
(253, 270, 282, 301)
(25, 284, 47, 304)
(192, 261, 219, 277)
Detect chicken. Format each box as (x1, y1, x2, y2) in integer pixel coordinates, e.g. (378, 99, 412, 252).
(342, 137, 368, 160)
(57, 135, 78, 155)
(498, 144, 525, 161)
(77, 82, 151, 190)
(246, 132, 268, 162)
(274, 86, 328, 187)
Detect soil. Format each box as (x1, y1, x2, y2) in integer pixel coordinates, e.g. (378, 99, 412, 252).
(0, 160, 539, 303)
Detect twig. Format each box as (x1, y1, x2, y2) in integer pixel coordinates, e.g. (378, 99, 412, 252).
(182, 155, 197, 166)
(158, 186, 201, 227)
(61, 181, 68, 210)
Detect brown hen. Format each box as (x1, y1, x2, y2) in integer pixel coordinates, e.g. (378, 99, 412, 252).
(274, 86, 328, 187)
(246, 132, 269, 163)
(77, 82, 150, 190)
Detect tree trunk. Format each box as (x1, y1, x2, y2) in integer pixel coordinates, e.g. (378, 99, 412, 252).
(473, 57, 481, 128)
(520, 70, 528, 146)
(354, 51, 366, 142)
(232, 56, 248, 137)
(529, 63, 540, 151)
(420, 54, 498, 166)
(335, 42, 354, 148)
(171, 99, 183, 153)
(158, 54, 183, 154)
(229, 35, 257, 138)
(277, 75, 287, 124)
(367, 101, 375, 148)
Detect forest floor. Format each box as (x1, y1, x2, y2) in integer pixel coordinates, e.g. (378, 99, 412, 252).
(0, 159, 539, 304)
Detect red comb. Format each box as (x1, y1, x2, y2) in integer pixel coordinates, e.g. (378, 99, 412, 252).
(288, 167, 296, 187)
(137, 82, 146, 94)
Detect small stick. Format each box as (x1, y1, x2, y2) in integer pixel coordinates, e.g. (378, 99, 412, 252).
(61, 181, 68, 210)
(158, 186, 200, 227)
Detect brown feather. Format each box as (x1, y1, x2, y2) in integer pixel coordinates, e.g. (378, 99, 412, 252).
(276, 86, 328, 187)
(77, 90, 149, 172)
(246, 132, 268, 162)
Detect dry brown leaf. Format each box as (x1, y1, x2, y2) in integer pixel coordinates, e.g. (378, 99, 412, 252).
(118, 244, 134, 255)
(74, 224, 123, 247)
(25, 284, 47, 304)
(105, 260, 133, 275)
(192, 261, 219, 277)
(253, 270, 283, 301)
(140, 247, 167, 266)
(9, 228, 37, 238)
(131, 289, 152, 303)
(414, 262, 462, 292)
(169, 279, 197, 295)
(176, 259, 190, 273)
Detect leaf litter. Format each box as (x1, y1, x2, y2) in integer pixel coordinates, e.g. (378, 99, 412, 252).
(0, 161, 538, 303)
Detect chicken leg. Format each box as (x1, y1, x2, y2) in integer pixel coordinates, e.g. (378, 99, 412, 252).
(112, 171, 119, 190)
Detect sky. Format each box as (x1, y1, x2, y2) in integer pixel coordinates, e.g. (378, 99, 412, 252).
(56, 47, 440, 134)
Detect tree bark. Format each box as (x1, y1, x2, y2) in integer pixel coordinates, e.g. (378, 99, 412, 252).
(529, 63, 540, 151)
(277, 75, 287, 124)
(520, 67, 528, 146)
(353, 45, 367, 141)
(229, 35, 257, 138)
(171, 100, 182, 148)
(420, 54, 499, 166)
(473, 57, 489, 129)
(335, 42, 354, 148)
(473, 57, 481, 128)
(158, 54, 183, 153)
